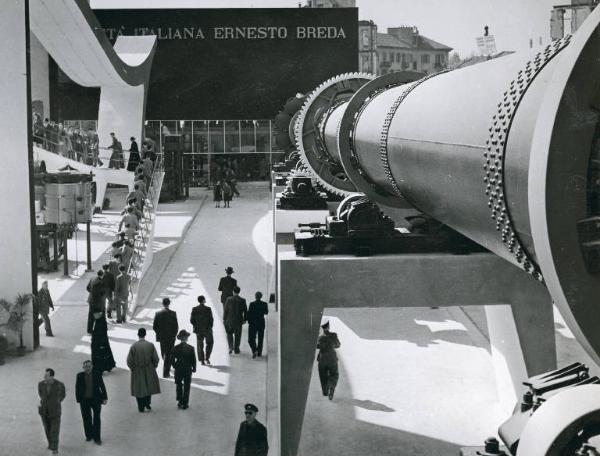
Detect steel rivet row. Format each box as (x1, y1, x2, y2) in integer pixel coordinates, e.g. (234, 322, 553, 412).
(379, 70, 450, 197)
(484, 35, 572, 281)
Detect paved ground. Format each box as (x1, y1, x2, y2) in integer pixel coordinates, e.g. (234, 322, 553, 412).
(1, 181, 597, 456)
(0, 183, 272, 456)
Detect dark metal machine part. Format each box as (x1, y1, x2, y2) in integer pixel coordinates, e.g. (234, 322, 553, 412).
(294, 8, 600, 365)
(294, 194, 487, 256)
(495, 363, 600, 455)
(277, 175, 328, 210)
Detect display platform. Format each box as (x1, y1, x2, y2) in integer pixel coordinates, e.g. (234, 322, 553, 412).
(272, 195, 329, 243)
(277, 250, 555, 456)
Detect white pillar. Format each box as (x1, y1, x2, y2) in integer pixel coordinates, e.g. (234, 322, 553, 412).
(0, 0, 35, 350)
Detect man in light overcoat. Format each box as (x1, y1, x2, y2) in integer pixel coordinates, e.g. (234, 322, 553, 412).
(126, 327, 160, 412)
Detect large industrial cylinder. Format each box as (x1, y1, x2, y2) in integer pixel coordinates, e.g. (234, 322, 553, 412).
(295, 9, 600, 363)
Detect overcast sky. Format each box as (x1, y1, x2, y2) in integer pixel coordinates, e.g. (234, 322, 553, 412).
(91, 0, 562, 57)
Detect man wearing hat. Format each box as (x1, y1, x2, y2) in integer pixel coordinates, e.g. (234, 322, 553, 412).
(317, 321, 341, 400)
(190, 295, 214, 365)
(235, 403, 269, 456)
(218, 266, 237, 311)
(153, 298, 179, 378)
(170, 329, 196, 409)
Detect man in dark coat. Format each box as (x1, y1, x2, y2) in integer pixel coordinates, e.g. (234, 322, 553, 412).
(101, 264, 116, 319)
(218, 266, 237, 311)
(153, 298, 179, 378)
(170, 329, 196, 409)
(86, 270, 105, 334)
(75, 360, 107, 445)
(37, 280, 54, 337)
(127, 137, 141, 172)
(107, 132, 122, 169)
(317, 321, 341, 400)
(38, 368, 66, 455)
(235, 403, 269, 456)
(223, 286, 247, 355)
(190, 295, 214, 365)
(247, 291, 269, 359)
(126, 328, 161, 412)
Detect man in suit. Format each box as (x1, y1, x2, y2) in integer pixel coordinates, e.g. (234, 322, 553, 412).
(247, 291, 269, 359)
(114, 265, 130, 323)
(127, 328, 161, 412)
(190, 295, 214, 365)
(86, 270, 105, 334)
(317, 321, 341, 400)
(170, 329, 196, 409)
(101, 264, 115, 320)
(223, 286, 247, 355)
(153, 298, 178, 378)
(38, 368, 66, 455)
(75, 360, 107, 445)
(218, 266, 237, 311)
(37, 280, 54, 337)
(235, 403, 269, 456)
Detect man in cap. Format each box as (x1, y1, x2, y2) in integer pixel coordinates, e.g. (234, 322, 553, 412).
(170, 329, 196, 409)
(190, 295, 214, 365)
(153, 298, 179, 378)
(126, 328, 161, 412)
(218, 266, 237, 311)
(316, 321, 341, 400)
(114, 265, 130, 323)
(235, 403, 269, 456)
(223, 286, 247, 355)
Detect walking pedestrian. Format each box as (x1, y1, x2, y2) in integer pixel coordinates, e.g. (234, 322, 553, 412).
(214, 180, 222, 208)
(153, 298, 178, 378)
(126, 328, 161, 412)
(223, 286, 247, 355)
(317, 321, 341, 400)
(234, 403, 269, 456)
(190, 295, 214, 365)
(86, 270, 105, 334)
(37, 281, 54, 337)
(114, 265, 130, 323)
(222, 180, 233, 208)
(90, 311, 116, 374)
(38, 368, 65, 455)
(170, 329, 196, 410)
(101, 264, 115, 320)
(218, 266, 237, 311)
(75, 360, 107, 445)
(247, 291, 269, 359)
(107, 132, 122, 169)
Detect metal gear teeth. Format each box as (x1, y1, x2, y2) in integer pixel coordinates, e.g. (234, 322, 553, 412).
(295, 72, 375, 197)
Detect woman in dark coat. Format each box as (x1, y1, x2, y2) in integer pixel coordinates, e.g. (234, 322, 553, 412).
(127, 137, 141, 172)
(214, 180, 222, 208)
(91, 311, 116, 374)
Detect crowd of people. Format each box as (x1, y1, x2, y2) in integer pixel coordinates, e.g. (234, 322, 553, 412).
(32, 114, 157, 172)
(213, 165, 241, 208)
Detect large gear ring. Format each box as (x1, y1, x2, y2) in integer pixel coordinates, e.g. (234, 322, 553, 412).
(295, 72, 374, 196)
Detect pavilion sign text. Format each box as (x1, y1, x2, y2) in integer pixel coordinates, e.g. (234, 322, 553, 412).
(103, 25, 347, 41)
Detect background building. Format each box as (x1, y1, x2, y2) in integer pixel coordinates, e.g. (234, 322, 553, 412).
(375, 26, 452, 75)
(305, 0, 356, 7)
(358, 20, 377, 73)
(551, 0, 599, 39)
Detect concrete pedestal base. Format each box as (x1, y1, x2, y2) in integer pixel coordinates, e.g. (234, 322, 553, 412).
(273, 204, 329, 242)
(278, 251, 554, 456)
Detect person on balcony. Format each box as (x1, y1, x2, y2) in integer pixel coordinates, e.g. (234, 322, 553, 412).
(107, 132, 123, 169)
(127, 137, 141, 172)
